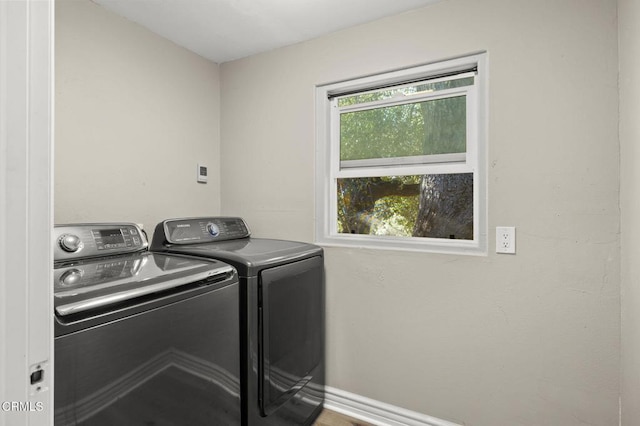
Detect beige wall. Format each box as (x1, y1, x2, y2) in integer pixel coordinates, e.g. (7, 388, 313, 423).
(620, 0, 640, 423)
(55, 0, 221, 232)
(54, 0, 624, 424)
(221, 1, 620, 425)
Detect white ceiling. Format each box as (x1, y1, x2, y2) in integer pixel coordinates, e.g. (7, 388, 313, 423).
(91, 0, 441, 63)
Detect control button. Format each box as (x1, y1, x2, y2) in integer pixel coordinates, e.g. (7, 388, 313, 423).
(206, 222, 220, 237)
(59, 234, 83, 253)
(59, 269, 83, 286)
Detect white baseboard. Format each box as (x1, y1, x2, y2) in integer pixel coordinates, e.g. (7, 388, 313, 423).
(323, 386, 464, 426)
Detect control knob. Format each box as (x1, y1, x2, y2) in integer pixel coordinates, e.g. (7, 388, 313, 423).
(59, 269, 83, 286)
(206, 222, 220, 237)
(59, 234, 83, 253)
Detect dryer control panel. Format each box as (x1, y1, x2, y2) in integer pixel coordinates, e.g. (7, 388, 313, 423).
(54, 223, 147, 262)
(155, 217, 250, 245)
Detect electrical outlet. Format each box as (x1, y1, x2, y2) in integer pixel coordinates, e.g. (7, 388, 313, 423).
(496, 226, 516, 254)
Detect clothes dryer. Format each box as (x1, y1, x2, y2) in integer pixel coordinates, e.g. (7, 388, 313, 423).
(151, 217, 324, 426)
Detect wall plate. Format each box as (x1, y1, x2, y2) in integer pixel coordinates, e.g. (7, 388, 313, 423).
(496, 226, 516, 254)
(197, 164, 208, 183)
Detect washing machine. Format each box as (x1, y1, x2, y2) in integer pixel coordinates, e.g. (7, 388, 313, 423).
(53, 223, 241, 425)
(151, 217, 324, 426)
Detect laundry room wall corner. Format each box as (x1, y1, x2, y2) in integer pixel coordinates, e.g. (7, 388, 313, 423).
(54, 0, 222, 232)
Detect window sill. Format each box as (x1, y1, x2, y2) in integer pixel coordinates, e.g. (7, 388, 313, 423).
(315, 234, 488, 256)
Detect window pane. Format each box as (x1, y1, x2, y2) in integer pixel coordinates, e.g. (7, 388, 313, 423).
(337, 76, 474, 107)
(337, 173, 473, 240)
(340, 96, 466, 161)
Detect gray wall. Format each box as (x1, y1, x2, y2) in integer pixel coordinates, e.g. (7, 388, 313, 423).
(620, 0, 640, 424)
(55, 0, 222, 232)
(220, 0, 620, 425)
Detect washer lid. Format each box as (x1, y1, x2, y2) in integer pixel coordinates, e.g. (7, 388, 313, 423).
(156, 238, 323, 277)
(54, 252, 235, 318)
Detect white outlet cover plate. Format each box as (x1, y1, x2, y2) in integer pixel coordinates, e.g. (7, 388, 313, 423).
(496, 226, 516, 254)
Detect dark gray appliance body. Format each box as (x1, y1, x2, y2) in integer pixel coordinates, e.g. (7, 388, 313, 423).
(53, 223, 241, 426)
(151, 217, 325, 426)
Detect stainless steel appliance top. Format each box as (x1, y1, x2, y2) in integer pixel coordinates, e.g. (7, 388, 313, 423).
(151, 217, 323, 276)
(53, 223, 237, 331)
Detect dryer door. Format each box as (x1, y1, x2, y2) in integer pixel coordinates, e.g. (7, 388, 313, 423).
(259, 256, 324, 417)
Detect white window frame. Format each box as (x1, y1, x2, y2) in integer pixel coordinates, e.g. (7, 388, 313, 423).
(315, 53, 488, 255)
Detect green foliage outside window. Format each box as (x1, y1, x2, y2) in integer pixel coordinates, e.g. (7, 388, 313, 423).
(336, 78, 474, 240)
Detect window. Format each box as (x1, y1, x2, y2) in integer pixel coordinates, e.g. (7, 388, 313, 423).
(315, 54, 487, 254)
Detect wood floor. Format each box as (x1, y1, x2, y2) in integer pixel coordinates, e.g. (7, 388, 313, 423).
(313, 409, 374, 426)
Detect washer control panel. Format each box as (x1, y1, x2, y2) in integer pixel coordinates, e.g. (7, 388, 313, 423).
(158, 217, 250, 245)
(54, 223, 147, 261)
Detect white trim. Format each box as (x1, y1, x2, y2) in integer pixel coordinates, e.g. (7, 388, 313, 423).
(323, 387, 464, 426)
(315, 53, 488, 254)
(324, 57, 481, 99)
(0, 0, 54, 425)
(317, 232, 483, 256)
(340, 153, 466, 170)
(335, 163, 472, 179)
